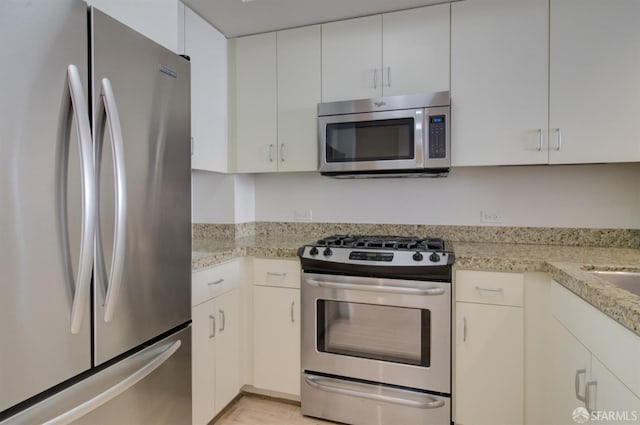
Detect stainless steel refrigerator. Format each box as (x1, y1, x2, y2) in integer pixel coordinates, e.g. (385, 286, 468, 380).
(0, 1, 192, 423)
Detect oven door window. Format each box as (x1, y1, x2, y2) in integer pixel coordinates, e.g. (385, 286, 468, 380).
(316, 300, 430, 367)
(325, 118, 415, 163)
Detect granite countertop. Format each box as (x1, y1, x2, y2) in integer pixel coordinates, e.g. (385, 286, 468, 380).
(192, 237, 640, 338)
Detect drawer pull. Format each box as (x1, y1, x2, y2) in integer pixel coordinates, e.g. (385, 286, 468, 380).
(267, 272, 287, 277)
(208, 278, 224, 286)
(475, 286, 504, 293)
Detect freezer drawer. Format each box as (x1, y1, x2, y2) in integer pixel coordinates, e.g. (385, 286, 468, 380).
(0, 326, 191, 425)
(301, 373, 450, 425)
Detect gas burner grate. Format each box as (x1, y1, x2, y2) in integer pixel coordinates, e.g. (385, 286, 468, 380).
(315, 235, 445, 251)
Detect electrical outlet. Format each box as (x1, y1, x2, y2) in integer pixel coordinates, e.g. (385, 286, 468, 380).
(480, 210, 502, 224)
(294, 208, 312, 221)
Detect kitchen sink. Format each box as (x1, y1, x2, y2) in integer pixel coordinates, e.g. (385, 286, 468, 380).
(584, 269, 640, 297)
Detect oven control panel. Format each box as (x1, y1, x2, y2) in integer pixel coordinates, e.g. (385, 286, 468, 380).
(349, 251, 394, 262)
(298, 246, 454, 267)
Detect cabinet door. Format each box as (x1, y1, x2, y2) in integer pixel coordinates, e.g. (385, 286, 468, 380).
(215, 289, 240, 414)
(382, 5, 450, 96)
(549, 0, 640, 164)
(451, 0, 548, 166)
(253, 286, 301, 396)
(591, 356, 640, 425)
(455, 302, 523, 425)
(321, 15, 382, 102)
(546, 318, 592, 425)
(277, 25, 321, 172)
(192, 300, 216, 425)
(185, 7, 228, 172)
(233, 33, 278, 172)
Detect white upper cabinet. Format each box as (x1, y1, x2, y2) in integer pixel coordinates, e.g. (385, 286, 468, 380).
(232, 28, 320, 173)
(451, 0, 549, 166)
(184, 7, 228, 172)
(322, 6, 450, 103)
(277, 25, 321, 172)
(549, 0, 640, 164)
(321, 15, 383, 102)
(382, 5, 450, 97)
(231, 33, 278, 173)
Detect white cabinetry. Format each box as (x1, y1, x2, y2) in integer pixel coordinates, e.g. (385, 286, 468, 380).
(549, 0, 640, 164)
(321, 5, 450, 102)
(451, 0, 548, 166)
(231, 28, 320, 173)
(252, 259, 301, 397)
(452, 0, 640, 167)
(547, 281, 640, 425)
(277, 25, 321, 172)
(184, 7, 228, 172)
(231, 33, 278, 173)
(192, 260, 241, 425)
(454, 271, 524, 425)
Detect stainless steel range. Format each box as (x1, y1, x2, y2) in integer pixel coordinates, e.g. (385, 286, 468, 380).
(298, 235, 454, 425)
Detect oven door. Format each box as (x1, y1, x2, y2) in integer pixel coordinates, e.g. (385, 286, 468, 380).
(318, 109, 425, 173)
(301, 272, 451, 394)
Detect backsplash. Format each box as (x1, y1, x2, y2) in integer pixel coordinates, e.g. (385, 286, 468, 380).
(193, 221, 640, 249)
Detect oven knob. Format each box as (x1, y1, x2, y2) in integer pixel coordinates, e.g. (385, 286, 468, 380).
(429, 253, 441, 263)
(309, 247, 319, 256)
(323, 248, 333, 257)
(412, 252, 424, 261)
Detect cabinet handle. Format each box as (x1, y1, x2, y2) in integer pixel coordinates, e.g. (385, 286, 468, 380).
(268, 144, 274, 162)
(373, 69, 378, 89)
(209, 315, 215, 339)
(290, 301, 295, 323)
(463, 317, 467, 342)
(475, 286, 504, 293)
(538, 129, 544, 151)
(585, 380, 598, 413)
(267, 272, 287, 277)
(386, 67, 391, 88)
(555, 128, 562, 151)
(190, 136, 194, 156)
(280, 143, 286, 162)
(219, 309, 226, 332)
(575, 368, 587, 402)
(208, 278, 224, 286)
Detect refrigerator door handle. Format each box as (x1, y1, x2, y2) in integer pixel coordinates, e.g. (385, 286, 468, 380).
(95, 77, 128, 323)
(41, 340, 181, 425)
(62, 64, 96, 335)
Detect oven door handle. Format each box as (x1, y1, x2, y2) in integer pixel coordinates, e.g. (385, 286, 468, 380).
(305, 278, 446, 296)
(304, 375, 446, 409)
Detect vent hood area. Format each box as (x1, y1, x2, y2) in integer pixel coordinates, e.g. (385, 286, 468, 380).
(182, 0, 464, 38)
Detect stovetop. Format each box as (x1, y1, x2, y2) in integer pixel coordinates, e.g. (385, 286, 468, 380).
(297, 235, 454, 281)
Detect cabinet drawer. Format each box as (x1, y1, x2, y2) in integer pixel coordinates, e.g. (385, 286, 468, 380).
(192, 259, 240, 306)
(253, 258, 300, 288)
(456, 271, 524, 307)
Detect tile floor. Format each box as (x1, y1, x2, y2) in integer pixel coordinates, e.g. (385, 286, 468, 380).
(214, 394, 335, 425)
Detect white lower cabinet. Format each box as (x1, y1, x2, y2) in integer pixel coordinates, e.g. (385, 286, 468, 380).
(192, 262, 241, 425)
(455, 271, 524, 425)
(546, 281, 640, 425)
(252, 259, 301, 397)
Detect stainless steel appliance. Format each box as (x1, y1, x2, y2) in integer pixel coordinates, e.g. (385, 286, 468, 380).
(0, 2, 191, 423)
(298, 235, 454, 425)
(318, 92, 451, 178)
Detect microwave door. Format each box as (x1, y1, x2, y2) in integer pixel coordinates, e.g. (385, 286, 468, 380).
(319, 109, 425, 173)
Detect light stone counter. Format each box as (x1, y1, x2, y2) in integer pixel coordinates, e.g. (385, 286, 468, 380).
(192, 237, 640, 338)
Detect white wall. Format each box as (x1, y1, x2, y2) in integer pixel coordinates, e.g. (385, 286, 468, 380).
(254, 164, 640, 228)
(192, 171, 255, 223)
(86, 0, 181, 52)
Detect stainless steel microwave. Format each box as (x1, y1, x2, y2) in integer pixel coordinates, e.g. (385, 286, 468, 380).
(318, 92, 451, 178)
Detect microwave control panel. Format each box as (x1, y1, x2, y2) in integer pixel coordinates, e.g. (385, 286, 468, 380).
(428, 115, 447, 159)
